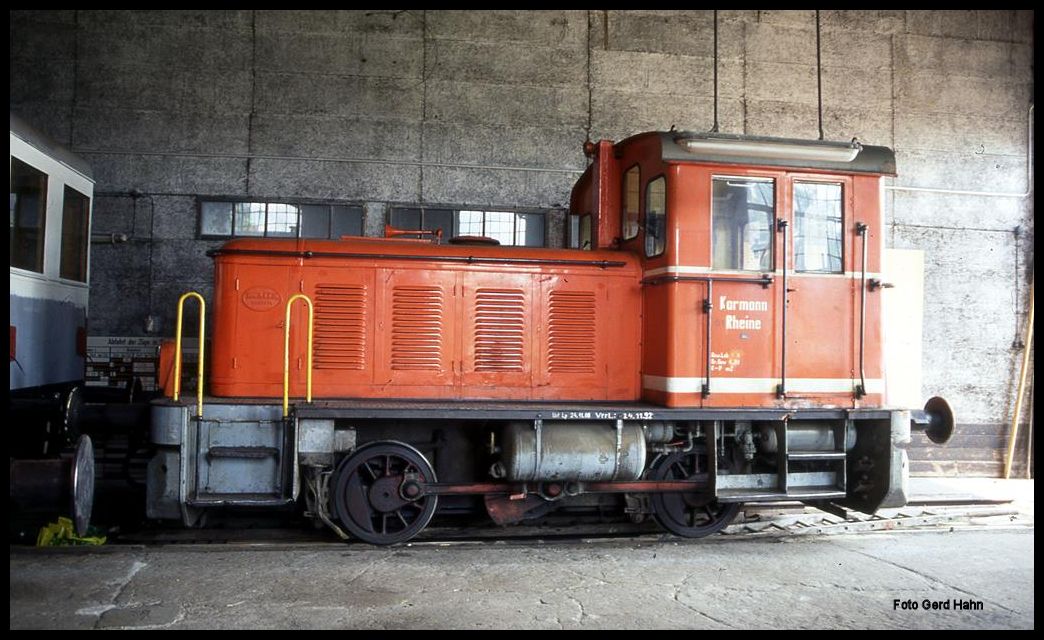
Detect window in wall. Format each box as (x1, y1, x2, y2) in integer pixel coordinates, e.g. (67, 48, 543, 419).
(793, 182, 843, 273)
(389, 207, 455, 241)
(622, 165, 640, 240)
(389, 207, 546, 247)
(712, 177, 774, 271)
(644, 176, 667, 257)
(10, 157, 48, 273)
(199, 200, 363, 239)
(60, 186, 90, 282)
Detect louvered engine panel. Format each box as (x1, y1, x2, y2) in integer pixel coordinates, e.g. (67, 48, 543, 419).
(473, 289, 525, 372)
(547, 290, 596, 374)
(391, 286, 444, 370)
(313, 284, 367, 370)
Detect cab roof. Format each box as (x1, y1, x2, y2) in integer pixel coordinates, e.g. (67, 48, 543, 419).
(619, 131, 896, 176)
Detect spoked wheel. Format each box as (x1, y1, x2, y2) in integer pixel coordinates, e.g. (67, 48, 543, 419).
(331, 441, 438, 545)
(649, 447, 742, 538)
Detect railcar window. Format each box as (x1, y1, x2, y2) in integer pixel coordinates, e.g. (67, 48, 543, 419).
(644, 176, 667, 257)
(60, 186, 90, 282)
(392, 207, 545, 247)
(622, 165, 640, 240)
(793, 182, 843, 273)
(712, 177, 774, 271)
(9, 158, 48, 273)
(200, 200, 363, 239)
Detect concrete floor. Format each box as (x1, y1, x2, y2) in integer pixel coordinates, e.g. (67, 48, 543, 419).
(9, 527, 1033, 629)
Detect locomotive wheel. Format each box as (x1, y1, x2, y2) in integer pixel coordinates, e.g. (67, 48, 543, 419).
(331, 441, 438, 545)
(649, 448, 741, 538)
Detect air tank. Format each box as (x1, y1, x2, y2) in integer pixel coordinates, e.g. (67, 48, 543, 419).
(500, 421, 647, 482)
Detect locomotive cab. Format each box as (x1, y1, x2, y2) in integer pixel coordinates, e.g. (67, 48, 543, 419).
(571, 131, 897, 409)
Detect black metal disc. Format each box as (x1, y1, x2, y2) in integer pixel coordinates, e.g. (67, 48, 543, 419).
(649, 448, 741, 538)
(331, 441, 438, 545)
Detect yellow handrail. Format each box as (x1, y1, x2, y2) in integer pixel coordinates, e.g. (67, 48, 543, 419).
(173, 291, 206, 417)
(283, 293, 314, 417)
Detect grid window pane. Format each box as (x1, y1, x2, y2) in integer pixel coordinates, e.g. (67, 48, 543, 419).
(712, 178, 774, 271)
(422, 209, 453, 238)
(794, 182, 842, 273)
(265, 203, 299, 237)
(458, 210, 483, 236)
(331, 205, 363, 238)
(517, 213, 544, 247)
(201, 201, 233, 236)
(9, 157, 48, 272)
(390, 207, 546, 247)
(60, 186, 90, 282)
(299, 205, 330, 238)
(390, 208, 421, 231)
(234, 202, 265, 237)
(485, 211, 515, 245)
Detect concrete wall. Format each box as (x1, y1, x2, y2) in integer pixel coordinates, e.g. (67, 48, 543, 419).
(10, 10, 1034, 476)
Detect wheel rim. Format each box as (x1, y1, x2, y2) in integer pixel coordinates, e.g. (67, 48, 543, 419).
(649, 448, 741, 538)
(331, 441, 438, 545)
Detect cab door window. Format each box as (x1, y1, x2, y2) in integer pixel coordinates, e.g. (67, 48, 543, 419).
(793, 182, 843, 273)
(712, 177, 774, 271)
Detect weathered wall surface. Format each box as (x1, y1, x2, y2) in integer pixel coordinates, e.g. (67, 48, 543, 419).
(9, 10, 1034, 476)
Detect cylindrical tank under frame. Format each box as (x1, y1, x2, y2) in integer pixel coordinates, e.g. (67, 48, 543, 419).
(757, 421, 858, 453)
(495, 420, 677, 482)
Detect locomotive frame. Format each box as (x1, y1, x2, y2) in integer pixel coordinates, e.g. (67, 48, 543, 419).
(146, 130, 954, 545)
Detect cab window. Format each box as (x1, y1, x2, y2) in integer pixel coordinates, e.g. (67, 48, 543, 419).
(622, 165, 639, 241)
(644, 176, 666, 257)
(793, 182, 843, 273)
(569, 213, 593, 250)
(712, 177, 773, 271)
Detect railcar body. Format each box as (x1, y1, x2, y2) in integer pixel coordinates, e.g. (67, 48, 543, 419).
(9, 113, 96, 535)
(9, 113, 95, 456)
(147, 131, 953, 544)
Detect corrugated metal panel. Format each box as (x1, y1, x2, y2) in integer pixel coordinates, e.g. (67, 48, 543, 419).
(314, 284, 367, 370)
(474, 288, 524, 372)
(391, 286, 443, 370)
(548, 290, 596, 373)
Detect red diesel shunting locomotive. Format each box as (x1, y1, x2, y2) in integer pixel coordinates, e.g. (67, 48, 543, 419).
(149, 131, 953, 544)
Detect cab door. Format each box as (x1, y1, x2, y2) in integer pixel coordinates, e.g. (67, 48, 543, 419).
(701, 172, 782, 407)
(779, 175, 859, 403)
